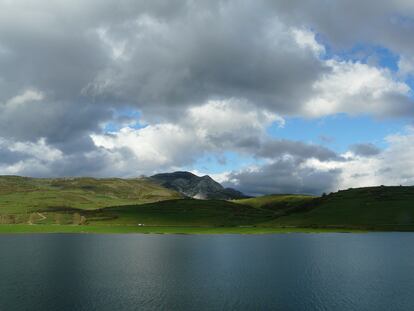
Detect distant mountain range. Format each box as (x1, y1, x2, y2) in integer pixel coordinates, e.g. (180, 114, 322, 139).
(150, 171, 248, 200)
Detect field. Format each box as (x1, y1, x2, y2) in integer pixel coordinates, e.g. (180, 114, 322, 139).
(1, 176, 414, 233)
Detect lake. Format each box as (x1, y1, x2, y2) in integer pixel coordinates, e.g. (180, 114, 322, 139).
(1, 233, 413, 311)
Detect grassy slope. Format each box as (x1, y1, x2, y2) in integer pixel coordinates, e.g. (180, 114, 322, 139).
(272, 186, 414, 230)
(0, 176, 181, 215)
(234, 194, 315, 217)
(235, 194, 315, 208)
(86, 199, 274, 226)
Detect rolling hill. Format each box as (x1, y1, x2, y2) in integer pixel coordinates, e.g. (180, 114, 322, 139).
(234, 194, 315, 214)
(0, 175, 181, 215)
(269, 186, 414, 230)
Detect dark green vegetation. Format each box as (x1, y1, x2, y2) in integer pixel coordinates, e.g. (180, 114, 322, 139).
(87, 199, 271, 226)
(1, 175, 414, 233)
(234, 194, 315, 214)
(272, 186, 414, 231)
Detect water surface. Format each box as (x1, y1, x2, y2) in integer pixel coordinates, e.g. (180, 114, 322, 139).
(1, 233, 413, 311)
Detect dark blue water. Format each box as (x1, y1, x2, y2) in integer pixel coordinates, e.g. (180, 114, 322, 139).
(1, 233, 413, 311)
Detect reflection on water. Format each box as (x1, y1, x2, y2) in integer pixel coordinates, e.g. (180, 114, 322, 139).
(1, 233, 414, 311)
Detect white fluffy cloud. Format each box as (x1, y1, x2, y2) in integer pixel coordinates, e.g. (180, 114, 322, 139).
(0, 138, 62, 175)
(302, 60, 411, 117)
(291, 28, 325, 56)
(338, 128, 414, 188)
(398, 55, 414, 77)
(298, 128, 414, 192)
(92, 99, 280, 172)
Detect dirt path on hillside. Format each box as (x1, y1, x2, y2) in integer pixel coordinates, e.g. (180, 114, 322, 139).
(28, 212, 47, 225)
(37, 212, 47, 221)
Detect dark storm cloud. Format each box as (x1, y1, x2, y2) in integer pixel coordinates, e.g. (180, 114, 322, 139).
(84, 0, 325, 119)
(350, 143, 382, 157)
(1, 0, 412, 141)
(0, 99, 111, 148)
(3, 144, 138, 178)
(0, 0, 325, 152)
(224, 158, 341, 195)
(0, 0, 413, 183)
(255, 139, 343, 162)
(0, 144, 28, 165)
(270, 0, 414, 53)
(0, 1, 190, 143)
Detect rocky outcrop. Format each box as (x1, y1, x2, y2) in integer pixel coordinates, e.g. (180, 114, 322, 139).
(150, 171, 248, 200)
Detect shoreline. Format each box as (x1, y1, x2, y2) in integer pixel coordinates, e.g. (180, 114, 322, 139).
(0, 224, 390, 235)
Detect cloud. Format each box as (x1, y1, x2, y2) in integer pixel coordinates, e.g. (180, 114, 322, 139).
(224, 157, 341, 195)
(91, 99, 345, 178)
(0, 90, 111, 146)
(83, 1, 326, 120)
(304, 128, 414, 190)
(398, 55, 414, 77)
(0, 139, 29, 165)
(221, 128, 414, 195)
(350, 143, 381, 157)
(270, 0, 414, 55)
(0, 0, 321, 162)
(291, 28, 325, 56)
(85, 3, 413, 120)
(0, 0, 414, 195)
(5, 89, 44, 108)
(256, 139, 342, 162)
(0, 136, 139, 178)
(302, 60, 412, 117)
(0, 0, 412, 139)
(0, 138, 63, 176)
(91, 99, 281, 172)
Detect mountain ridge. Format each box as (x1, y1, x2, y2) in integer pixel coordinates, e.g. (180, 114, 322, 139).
(150, 171, 248, 200)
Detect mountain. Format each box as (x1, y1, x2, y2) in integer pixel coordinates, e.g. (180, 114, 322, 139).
(150, 171, 247, 200)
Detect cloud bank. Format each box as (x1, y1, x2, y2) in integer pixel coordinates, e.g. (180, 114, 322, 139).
(1, 0, 414, 194)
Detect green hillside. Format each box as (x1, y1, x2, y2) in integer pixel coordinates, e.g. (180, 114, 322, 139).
(0, 176, 181, 215)
(271, 186, 414, 230)
(234, 194, 315, 214)
(85, 199, 273, 227)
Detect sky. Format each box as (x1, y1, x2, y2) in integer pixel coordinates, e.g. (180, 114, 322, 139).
(1, 0, 414, 195)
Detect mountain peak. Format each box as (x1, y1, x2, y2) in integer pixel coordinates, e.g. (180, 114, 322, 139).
(152, 171, 197, 179)
(150, 171, 247, 200)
